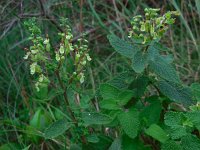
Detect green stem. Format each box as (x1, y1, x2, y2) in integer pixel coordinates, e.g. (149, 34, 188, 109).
(55, 70, 87, 144)
(55, 70, 77, 124)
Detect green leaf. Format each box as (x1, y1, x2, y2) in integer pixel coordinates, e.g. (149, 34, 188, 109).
(70, 144, 82, 150)
(34, 84, 48, 99)
(0, 143, 21, 150)
(47, 89, 64, 100)
(25, 125, 42, 143)
(82, 135, 112, 150)
(164, 112, 188, 139)
(152, 42, 169, 51)
(82, 112, 112, 126)
(161, 55, 173, 64)
(129, 76, 149, 98)
(161, 140, 182, 150)
(109, 137, 122, 150)
(107, 34, 139, 58)
(158, 80, 193, 106)
(190, 83, 200, 101)
(118, 109, 140, 139)
(100, 100, 119, 110)
(149, 55, 180, 83)
(44, 119, 71, 139)
(122, 135, 151, 150)
(195, 0, 200, 16)
(117, 90, 134, 106)
(33, 88, 64, 102)
(181, 135, 200, 150)
(169, 125, 187, 140)
(140, 100, 162, 126)
(132, 51, 148, 73)
(54, 108, 68, 120)
(86, 134, 100, 143)
(22, 145, 31, 150)
(145, 124, 169, 143)
(185, 111, 200, 130)
(100, 90, 134, 110)
(147, 44, 172, 64)
(164, 111, 184, 127)
(30, 108, 51, 130)
(147, 45, 159, 61)
(100, 84, 120, 99)
(108, 72, 135, 89)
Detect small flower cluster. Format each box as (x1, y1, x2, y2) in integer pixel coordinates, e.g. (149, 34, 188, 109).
(56, 19, 92, 83)
(24, 18, 91, 91)
(74, 37, 91, 83)
(128, 8, 179, 44)
(24, 19, 50, 91)
(56, 24, 74, 62)
(55, 18, 91, 84)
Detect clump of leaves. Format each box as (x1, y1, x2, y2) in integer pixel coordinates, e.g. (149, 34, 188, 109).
(105, 8, 200, 149)
(13, 8, 200, 150)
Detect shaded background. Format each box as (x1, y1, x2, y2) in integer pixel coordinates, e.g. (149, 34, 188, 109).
(0, 0, 200, 148)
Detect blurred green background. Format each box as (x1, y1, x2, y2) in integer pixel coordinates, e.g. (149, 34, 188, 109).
(0, 0, 200, 149)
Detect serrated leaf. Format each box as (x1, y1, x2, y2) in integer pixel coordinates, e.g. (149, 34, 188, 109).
(107, 34, 139, 58)
(152, 42, 169, 51)
(190, 83, 200, 101)
(108, 72, 135, 89)
(118, 109, 140, 139)
(185, 111, 200, 130)
(164, 112, 188, 139)
(140, 100, 162, 126)
(100, 90, 134, 110)
(161, 55, 173, 64)
(161, 140, 182, 150)
(118, 90, 134, 106)
(132, 50, 148, 73)
(147, 44, 172, 64)
(169, 125, 187, 140)
(100, 100, 119, 110)
(44, 119, 71, 139)
(109, 137, 122, 150)
(150, 55, 180, 83)
(129, 76, 149, 98)
(100, 84, 120, 99)
(147, 45, 159, 61)
(181, 135, 200, 150)
(82, 112, 112, 126)
(158, 80, 193, 106)
(164, 111, 184, 127)
(145, 124, 169, 143)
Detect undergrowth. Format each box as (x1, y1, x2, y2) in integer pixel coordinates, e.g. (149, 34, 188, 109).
(0, 1, 200, 150)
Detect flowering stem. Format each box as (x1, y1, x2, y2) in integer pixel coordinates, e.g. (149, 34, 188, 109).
(55, 71, 77, 123)
(55, 70, 87, 144)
